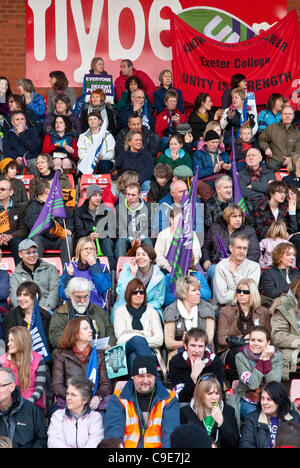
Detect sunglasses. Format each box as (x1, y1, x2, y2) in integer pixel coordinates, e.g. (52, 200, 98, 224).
(132, 290, 146, 296)
(236, 289, 250, 295)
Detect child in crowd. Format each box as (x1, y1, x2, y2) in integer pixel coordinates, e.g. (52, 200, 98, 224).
(147, 163, 173, 203)
(235, 124, 260, 171)
(259, 220, 294, 268)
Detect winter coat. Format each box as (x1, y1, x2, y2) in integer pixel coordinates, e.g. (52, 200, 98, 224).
(180, 400, 240, 448)
(258, 122, 300, 164)
(218, 304, 271, 354)
(193, 145, 231, 180)
(239, 165, 276, 206)
(80, 103, 117, 136)
(0, 387, 47, 448)
(112, 263, 166, 322)
(260, 266, 300, 299)
(113, 303, 163, 348)
(3, 127, 41, 160)
(257, 109, 282, 132)
(115, 149, 154, 185)
(259, 238, 293, 268)
(156, 147, 192, 170)
(26, 92, 46, 121)
(77, 128, 115, 162)
(47, 407, 104, 448)
(0, 269, 9, 310)
(153, 85, 184, 114)
(9, 178, 28, 206)
(42, 129, 78, 162)
(59, 259, 112, 309)
(116, 102, 155, 131)
(115, 125, 159, 158)
(2, 304, 52, 350)
(154, 107, 186, 138)
(187, 109, 215, 141)
(226, 347, 282, 427)
(10, 259, 60, 311)
(169, 348, 224, 402)
(240, 409, 300, 448)
(220, 106, 258, 144)
(270, 294, 300, 380)
(204, 194, 234, 231)
(49, 301, 116, 351)
(251, 197, 298, 241)
(73, 198, 115, 240)
(1, 199, 28, 239)
(104, 378, 180, 448)
(52, 347, 112, 401)
(202, 216, 260, 264)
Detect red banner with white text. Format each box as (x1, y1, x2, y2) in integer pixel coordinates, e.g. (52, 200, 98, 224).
(170, 10, 300, 107)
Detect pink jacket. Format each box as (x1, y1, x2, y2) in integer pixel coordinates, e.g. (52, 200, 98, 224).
(259, 237, 294, 268)
(47, 408, 104, 448)
(114, 68, 156, 103)
(0, 351, 45, 409)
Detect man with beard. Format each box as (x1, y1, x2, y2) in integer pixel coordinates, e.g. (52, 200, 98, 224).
(49, 277, 116, 351)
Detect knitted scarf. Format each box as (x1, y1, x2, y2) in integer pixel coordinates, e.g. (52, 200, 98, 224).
(182, 346, 215, 368)
(72, 344, 92, 363)
(247, 165, 263, 183)
(127, 304, 146, 331)
(237, 304, 254, 336)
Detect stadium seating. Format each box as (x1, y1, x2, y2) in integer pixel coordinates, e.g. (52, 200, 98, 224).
(78, 174, 112, 207)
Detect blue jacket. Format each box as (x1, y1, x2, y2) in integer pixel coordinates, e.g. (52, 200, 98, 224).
(112, 263, 166, 321)
(193, 145, 231, 180)
(258, 109, 281, 132)
(27, 92, 46, 122)
(104, 378, 180, 448)
(164, 271, 211, 306)
(153, 85, 184, 114)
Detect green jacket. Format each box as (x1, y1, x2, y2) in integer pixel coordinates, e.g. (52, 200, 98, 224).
(49, 301, 116, 351)
(270, 294, 300, 381)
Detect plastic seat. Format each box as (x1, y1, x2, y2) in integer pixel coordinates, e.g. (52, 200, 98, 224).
(99, 256, 110, 271)
(42, 257, 63, 276)
(0, 257, 15, 275)
(15, 174, 34, 199)
(78, 174, 112, 207)
(66, 173, 75, 189)
(116, 256, 131, 282)
(275, 171, 288, 181)
(290, 379, 300, 402)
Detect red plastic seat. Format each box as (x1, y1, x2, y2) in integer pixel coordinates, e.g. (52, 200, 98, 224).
(290, 379, 300, 402)
(116, 256, 131, 282)
(78, 174, 112, 207)
(42, 256, 63, 275)
(0, 257, 15, 275)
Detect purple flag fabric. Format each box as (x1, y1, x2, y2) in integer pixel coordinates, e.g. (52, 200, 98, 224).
(166, 168, 199, 295)
(28, 171, 66, 239)
(216, 234, 229, 258)
(232, 128, 247, 215)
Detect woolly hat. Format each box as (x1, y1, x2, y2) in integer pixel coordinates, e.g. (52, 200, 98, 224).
(132, 355, 157, 377)
(204, 130, 220, 142)
(0, 158, 14, 174)
(86, 184, 102, 199)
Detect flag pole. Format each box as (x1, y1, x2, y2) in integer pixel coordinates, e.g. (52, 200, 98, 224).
(62, 218, 72, 263)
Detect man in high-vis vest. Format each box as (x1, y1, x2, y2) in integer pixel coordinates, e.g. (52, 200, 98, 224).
(104, 355, 180, 448)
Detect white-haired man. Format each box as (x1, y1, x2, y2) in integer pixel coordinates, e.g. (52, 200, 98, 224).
(49, 277, 116, 351)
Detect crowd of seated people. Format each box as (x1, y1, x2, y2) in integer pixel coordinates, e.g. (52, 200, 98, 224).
(0, 60, 300, 450)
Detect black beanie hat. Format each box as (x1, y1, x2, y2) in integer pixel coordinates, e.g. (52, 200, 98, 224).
(204, 129, 220, 142)
(132, 355, 157, 377)
(171, 423, 214, 448)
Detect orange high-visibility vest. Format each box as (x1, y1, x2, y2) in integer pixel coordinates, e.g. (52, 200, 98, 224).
(114, 388, 176, 448)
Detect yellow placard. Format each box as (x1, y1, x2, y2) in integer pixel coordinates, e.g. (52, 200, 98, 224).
(62, 189, 76, 207)
(0, 210, 10, 234)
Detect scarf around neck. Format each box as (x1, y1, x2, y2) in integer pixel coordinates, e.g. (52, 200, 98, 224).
(247, 164, 263, 183)
(127, 303, 147, 330)
(177, 300, 198, 331)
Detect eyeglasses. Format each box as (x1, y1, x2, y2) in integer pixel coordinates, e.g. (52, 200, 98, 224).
(236, 289, 250, 295)
(132, 290, 146, 296)
(0, 382, 12, 388)
(196, 373, 216, 384)
(23, 250, 38, 256)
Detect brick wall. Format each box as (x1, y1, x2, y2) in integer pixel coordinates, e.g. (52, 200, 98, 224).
(0, 1, 299, 96)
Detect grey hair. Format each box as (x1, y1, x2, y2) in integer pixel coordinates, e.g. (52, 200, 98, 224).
(0, 367, 15, 383)
(214, 174, 232, 189)
(65, 277, 93, 298)
(66, 376, 94, 408)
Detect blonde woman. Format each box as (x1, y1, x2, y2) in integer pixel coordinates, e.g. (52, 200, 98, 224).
(218, 278, 271, 384)
(180, 374, 239, 448)
(58, 237, 112, 310)
(284, 153, 300, 190)
(163, 276, 215, 364)
(0, 326, 47, 410)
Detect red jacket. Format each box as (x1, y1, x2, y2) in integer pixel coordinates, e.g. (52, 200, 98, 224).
(42, 134, 78, 162)
(114, 68, 156, 103)
(154, 108, 186, 137)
